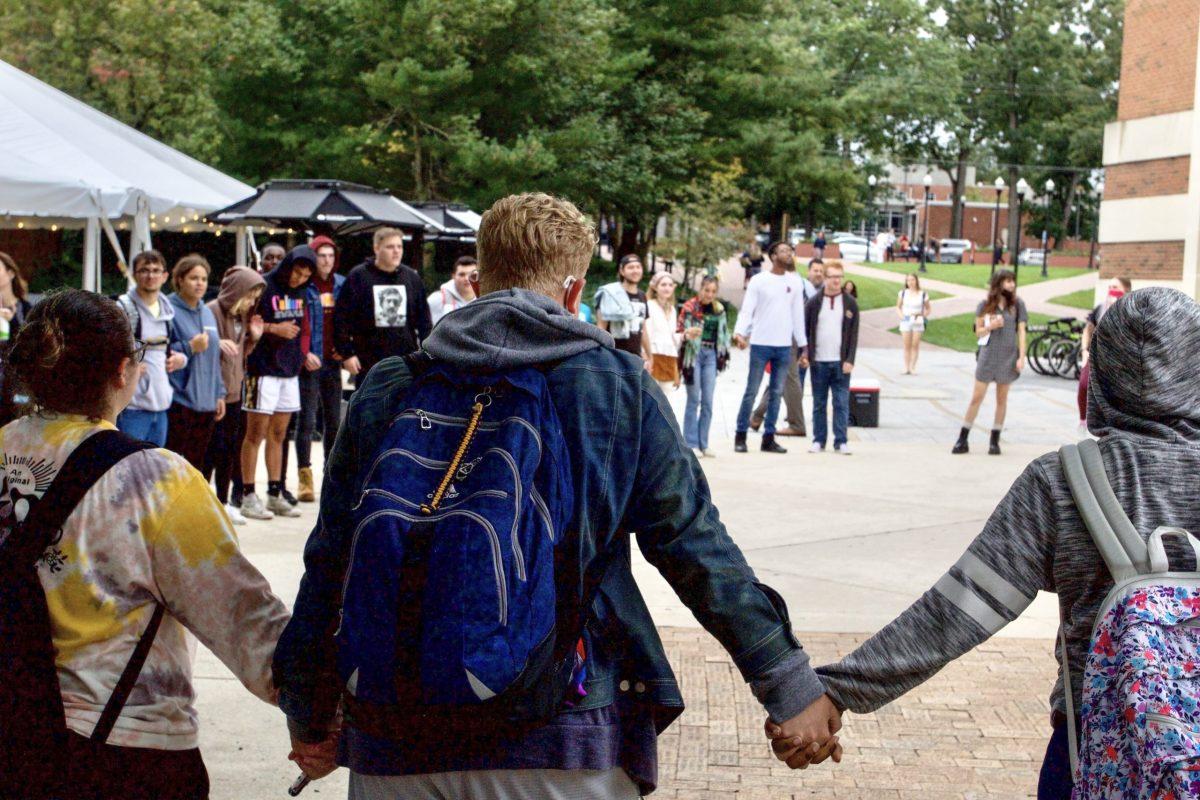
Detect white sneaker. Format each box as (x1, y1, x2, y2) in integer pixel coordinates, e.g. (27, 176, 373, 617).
(808, 443, 825, 453)
(693, 448, 706, 459)
(701, 448, 716, 459)
(240, 493, 274, 521)
(225, 503, 248, 526)
(834, 443, 853, 455)
(267, 493, 302, 517)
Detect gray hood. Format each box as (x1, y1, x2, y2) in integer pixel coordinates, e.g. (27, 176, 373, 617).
(1088, 287, 1200, 442)
(422, 288, 613, 370)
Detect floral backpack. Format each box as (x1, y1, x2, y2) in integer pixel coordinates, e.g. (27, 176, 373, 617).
(1059, 439, 1200, 799)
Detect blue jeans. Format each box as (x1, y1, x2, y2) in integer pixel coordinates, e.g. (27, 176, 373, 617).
(1037, 721, 1072, 799)
(810, 361, 850, 448)
(116, 408, 168, 447)
(684, 348, 718, 449)
(736, 345, 791, 435)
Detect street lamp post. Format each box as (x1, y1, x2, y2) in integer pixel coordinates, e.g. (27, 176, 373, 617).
(1041, 178, 1055, 277)
(991, 176, 1005, 274)
(919, 174, 933, 273)
(868, 174, 878, 240)
(1015, 178, 1030, 284)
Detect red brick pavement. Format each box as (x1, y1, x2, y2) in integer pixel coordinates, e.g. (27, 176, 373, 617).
(654, 627, 1059, 799)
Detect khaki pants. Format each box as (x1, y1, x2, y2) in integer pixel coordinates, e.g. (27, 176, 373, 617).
(751, 342, 805, 431)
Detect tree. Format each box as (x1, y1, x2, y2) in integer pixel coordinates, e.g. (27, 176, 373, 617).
(657, 162, 753, 290)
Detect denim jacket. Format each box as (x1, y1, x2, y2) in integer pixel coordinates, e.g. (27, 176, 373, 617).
(307, 272, 346, 362)
(273, 289, 822, 751)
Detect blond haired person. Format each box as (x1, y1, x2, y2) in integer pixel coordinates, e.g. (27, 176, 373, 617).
(275, 193, 841, 799)
(645, 272, 683, 392)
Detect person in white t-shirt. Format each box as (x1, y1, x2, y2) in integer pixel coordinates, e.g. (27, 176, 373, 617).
(644, 272, 683, 393)
(801, 261, 860, 454)
(895, 273, 932, 375)
(732, 242, 808, 454)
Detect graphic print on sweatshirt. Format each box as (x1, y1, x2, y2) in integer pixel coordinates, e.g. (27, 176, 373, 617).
(272, 294, 307, 321)
(373, 284, 407, 328)
(0, 453, 56, 557)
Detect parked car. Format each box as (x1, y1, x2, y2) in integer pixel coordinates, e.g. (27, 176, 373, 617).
(1017, 248, 1047, 266)
(834, 236, 882, 263)
(937, 239, 974, 264)
(830, 231, 858, 243)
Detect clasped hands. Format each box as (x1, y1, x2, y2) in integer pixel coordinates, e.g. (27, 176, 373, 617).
(765, 694, 843, 770)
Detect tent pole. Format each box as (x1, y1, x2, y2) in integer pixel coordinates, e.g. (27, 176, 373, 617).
(236, 225, 248, 266)
(83, 217, 101, 292)
(99, 217, 128, 280)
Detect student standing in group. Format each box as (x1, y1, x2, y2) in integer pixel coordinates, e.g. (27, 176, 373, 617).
(240, 246, 314, 521)
(203, 266, 265, 525)
(644, 272, 682, 393)
(334, 228, 432, 386)
(292, 235, 345, 503)
(679, 275, 731, 458)
(259, 243, 286, 275)
(750, 259, 823, 437)
(0, 252, 33, 426)
(803, 261, 859, 455)
(115, 250, 187, 447)
(164, 255, 226, 471)
(595, 254, 651, 364)
(896, 273, 932, 375)
(733, 242, 808, 454)
(427, 255, 478, 324)
(1078, 276, 1131, 430)
(0, 290, 291, 799)
(951, 269, 1027, 456)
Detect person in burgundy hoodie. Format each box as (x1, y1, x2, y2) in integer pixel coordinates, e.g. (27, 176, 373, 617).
(240, 246, 314, 521)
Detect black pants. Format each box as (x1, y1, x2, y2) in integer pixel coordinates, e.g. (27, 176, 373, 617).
(165, 404, 217, 473)
(296, 363, 343, 468)
(1037, 714, 1073, 799)
(56, 732, 209, 800)
(203, 403, 244, 505)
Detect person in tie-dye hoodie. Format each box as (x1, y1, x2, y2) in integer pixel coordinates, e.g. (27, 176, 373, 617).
(3, 289, 292, 799)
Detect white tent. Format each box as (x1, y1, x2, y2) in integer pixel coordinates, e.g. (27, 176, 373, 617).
(0, 58, 255, 289)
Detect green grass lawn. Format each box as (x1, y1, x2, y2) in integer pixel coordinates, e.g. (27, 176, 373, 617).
(864, 260, 1089, 289)
(848, 274, 950, 311)
(892, 311, 1064, 353)
(1048, 287, 1096, 310)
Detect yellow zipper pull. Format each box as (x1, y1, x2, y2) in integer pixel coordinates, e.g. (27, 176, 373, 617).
(421, 389, 492, 515)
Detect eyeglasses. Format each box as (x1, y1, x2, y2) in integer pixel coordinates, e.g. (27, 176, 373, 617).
(135, 268, 165, 276)
(130, 340, 149, 363)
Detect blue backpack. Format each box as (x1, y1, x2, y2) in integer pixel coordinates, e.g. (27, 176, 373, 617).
(338, 356, 581, 735)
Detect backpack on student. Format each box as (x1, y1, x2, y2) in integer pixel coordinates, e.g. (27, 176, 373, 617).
(337, 354, 584, 740)
(594, 282, 635, 339)
(0, 430, 160, 799)
(1059, 439, 1200, 799)
(116, 292, 175, 344)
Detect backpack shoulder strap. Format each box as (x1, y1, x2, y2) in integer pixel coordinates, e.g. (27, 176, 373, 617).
(1058, 439, 1146, 580)
(117, 294, 141, 341)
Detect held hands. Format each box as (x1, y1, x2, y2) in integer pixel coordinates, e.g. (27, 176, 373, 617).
(734, 333, 749, 350)
(765, 694, 844, 770)
(288, 730, 339, 781)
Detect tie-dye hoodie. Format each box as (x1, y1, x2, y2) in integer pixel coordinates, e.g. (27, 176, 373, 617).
(0, 413, 290, 750)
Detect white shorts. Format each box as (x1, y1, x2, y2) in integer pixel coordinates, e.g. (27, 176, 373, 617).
(243, 375, 300, 415)
(899, 316, 926, 333)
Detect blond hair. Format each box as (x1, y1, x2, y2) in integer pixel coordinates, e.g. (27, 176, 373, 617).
(647, 271, 677, 312)
(373, 227, 404, 249)
(477, 193, 597, 296)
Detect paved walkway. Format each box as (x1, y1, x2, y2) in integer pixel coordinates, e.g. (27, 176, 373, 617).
(192, 260, 1098, 798)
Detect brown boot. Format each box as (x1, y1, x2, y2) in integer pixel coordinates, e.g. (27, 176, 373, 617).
(297, 467, 316, 502)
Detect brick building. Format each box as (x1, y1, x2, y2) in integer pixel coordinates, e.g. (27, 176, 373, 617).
(1099, 0, 1200, 292)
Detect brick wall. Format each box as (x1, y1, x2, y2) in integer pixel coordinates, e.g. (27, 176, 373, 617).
(1099, 240, 1185, 279)
(916, 204, 1010, 247)
(1105, 156, 1191, 199)
(1117, 0, 1199, 120)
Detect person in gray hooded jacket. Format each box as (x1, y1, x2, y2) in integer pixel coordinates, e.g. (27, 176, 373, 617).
(773, 287, 1200, 797)
(116, 250, 188, 447)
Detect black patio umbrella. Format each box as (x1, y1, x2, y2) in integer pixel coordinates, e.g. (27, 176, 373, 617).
(408, 201, 480, 241)
(206, 179, 444, 237)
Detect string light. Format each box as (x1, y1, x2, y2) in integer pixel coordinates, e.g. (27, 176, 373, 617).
(16, 222, 23, 229)
(50, 224, 58, 232)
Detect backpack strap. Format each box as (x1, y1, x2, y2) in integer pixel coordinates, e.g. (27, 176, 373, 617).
(11, 429, 160, 745)
(116, 294, 141, 342)
(1058, 439, 1145, 581)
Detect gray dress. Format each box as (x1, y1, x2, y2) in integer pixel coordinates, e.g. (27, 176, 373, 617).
(974, 298, 1027, 384)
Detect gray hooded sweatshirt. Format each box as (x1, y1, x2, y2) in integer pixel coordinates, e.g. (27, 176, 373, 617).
(817, 287, 1200, 720)
(123, 290, 182, 413)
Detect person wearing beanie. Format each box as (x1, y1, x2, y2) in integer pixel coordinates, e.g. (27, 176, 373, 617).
(289, 234, 345, 502)
(786, 288, 1200, 798)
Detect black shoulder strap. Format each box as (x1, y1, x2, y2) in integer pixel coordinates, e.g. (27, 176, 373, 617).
(9, 429, 161, 745)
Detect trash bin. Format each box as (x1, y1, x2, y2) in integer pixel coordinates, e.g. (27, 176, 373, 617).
(849, 378, 880, 428)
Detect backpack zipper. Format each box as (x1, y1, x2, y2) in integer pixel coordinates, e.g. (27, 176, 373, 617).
(1144, 711, 1196, 734)
(398, 409, 543, 457)
(485, 447, 526, 582)
(421, 390, 492, 516)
